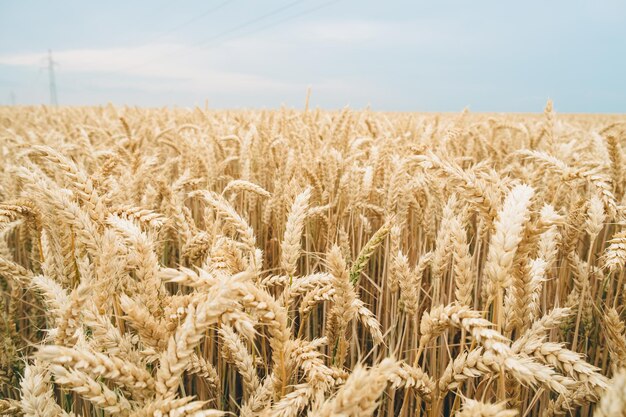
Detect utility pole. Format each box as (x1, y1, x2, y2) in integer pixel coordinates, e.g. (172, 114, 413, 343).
(47, 49, 58, 106)
(10, 91, 16, 106)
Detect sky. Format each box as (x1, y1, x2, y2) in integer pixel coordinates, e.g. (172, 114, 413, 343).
(0, 0, 625, 112)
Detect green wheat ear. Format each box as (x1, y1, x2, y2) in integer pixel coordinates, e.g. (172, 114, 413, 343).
(350, 218, 394, 285)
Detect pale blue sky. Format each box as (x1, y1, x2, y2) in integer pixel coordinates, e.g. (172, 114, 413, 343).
(1, 0, 625, 111)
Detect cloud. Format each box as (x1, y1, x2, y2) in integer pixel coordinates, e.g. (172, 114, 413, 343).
(0, 42, 303, 95)
(0, 18, 480, 107)
(0, 17, 394, 98)
(0, 35, 373, 107)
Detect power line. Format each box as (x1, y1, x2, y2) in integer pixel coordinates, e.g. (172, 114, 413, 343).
(47, 49, 58, 106)
(212, 0, 341, 47)
(140, 0, 178, 22)
(147, 0, 236, 43)
(192, 0, 307, 46)
(114, 0, 308, 73)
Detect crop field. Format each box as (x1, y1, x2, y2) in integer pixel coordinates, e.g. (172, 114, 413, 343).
(1, 104, 626, 417)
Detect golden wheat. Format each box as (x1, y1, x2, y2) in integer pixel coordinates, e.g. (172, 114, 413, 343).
(0, 104, 625, 416)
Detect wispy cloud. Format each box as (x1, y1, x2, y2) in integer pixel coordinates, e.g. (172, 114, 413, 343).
(1, 18, 413, 100)
(1, 0, 624, 111)
(0, 42, 303, 94)
(0, 16, 504, 108)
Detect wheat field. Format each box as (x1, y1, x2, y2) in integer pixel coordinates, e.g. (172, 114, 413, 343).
(0, 103, 625, 417)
